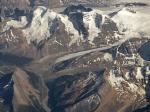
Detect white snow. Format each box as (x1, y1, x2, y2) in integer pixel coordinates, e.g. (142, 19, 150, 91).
(7, 16, 28, 28)
(137, 55, 145, 66)
(103, 53, 113, 61)
(59, 15, 83, 46)
(146, 66, 150, 75)
(5, 6, 108, 45)
(22, 6, 108, 45)
(60, 0, 64, 5)
(23, 6, 58, 44)
(127, 83, 145, 95)
(83, 10, 104, 44)
(113, 0, 150, 5)
(112, 8, 150, 37)
(23, 6, 84, 45)
(5, 6, 150, 45)
(60, 9, 106, 46)
(108, 70, 145, 95)
(125, 72, 130, 80)
(108, 70, 124, 87)
(136, 67, 144, 80)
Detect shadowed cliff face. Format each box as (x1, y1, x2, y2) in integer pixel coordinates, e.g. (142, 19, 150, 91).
(138, 41, 150, 61)
(46, 69, 105, 112)
(63, 5, 92, 39)
(0, 52, 33, 66)
(0, 72, 14, 112)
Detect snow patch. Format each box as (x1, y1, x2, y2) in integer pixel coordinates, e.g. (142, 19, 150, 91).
(125, 72, 130, 80)
(136, 67, 144, 80)
(7, 16, 28, 28)
(103, 53, 113, 61)
(108, 70, 124, 87)
(127, 83, 145, 96)
(108, 70, 145, 95)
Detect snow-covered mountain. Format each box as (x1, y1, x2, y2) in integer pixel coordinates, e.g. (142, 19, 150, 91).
(0, 3, 150, 112)
(6, 5, 150, 45)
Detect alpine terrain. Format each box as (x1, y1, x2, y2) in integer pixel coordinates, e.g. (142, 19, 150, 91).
(0, 0, 150, 112)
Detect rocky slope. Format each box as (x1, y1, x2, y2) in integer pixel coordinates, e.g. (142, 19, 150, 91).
(0, 3, 150, 112)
